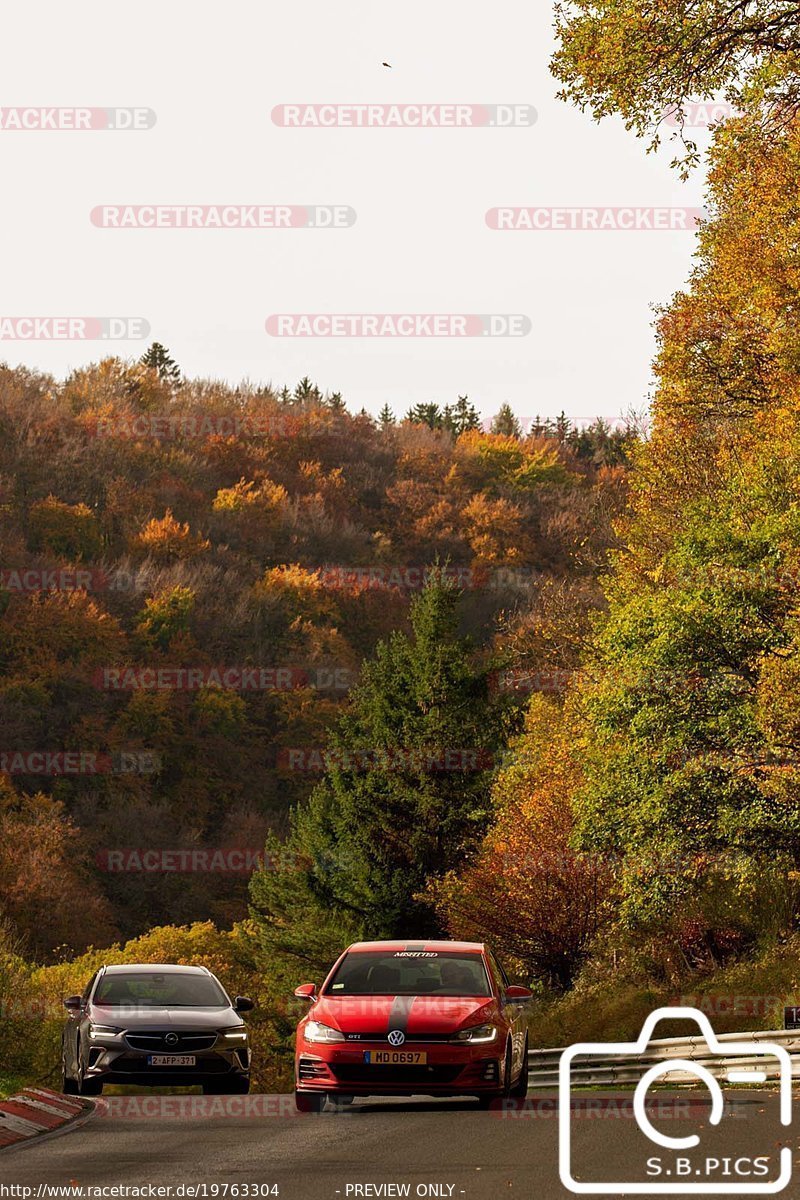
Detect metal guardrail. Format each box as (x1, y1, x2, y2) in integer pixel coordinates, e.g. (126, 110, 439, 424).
(527, 1028, 800, 1088)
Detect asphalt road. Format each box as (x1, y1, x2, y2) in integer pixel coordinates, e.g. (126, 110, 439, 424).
(3, 1091, 799, 1199)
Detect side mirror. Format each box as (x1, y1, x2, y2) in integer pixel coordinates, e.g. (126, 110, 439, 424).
(234, 995, 255, 1013)
(63, 996, 82, 1013)
(293, 983, 317, 1001)
(505, 985, 533, 1003)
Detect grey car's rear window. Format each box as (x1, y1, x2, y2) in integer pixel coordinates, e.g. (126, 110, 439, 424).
(93, 973, 228, 1006)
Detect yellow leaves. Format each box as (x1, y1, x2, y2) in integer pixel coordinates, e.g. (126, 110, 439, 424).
(755, 643, 800, 767)
(62, 357, 170, 414)
(212, 478, 257, 511)
(254, 564, 341, 627)
(193, 685, 247, 736)
(3, 589, 125, 674)
(212, 476, 288, 513)
(449, 429, 570, 495)
(27, 495, 102, 559)
(461, 493, 531, 565)
(131, 509, 210, 561)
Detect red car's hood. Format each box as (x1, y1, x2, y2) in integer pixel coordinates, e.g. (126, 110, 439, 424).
(309, 994, 496, 1035)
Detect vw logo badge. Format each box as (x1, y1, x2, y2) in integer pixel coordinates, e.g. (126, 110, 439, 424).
(165, 1032, 179, 1046)
(388, 1029, 405, 1046)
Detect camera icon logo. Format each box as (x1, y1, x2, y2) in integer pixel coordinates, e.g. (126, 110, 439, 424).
(558, 1006, 792, 1194)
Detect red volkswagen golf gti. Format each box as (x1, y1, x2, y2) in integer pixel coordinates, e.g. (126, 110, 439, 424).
(293, 940, 532, 1110)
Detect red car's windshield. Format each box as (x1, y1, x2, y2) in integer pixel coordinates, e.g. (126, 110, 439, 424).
(324, 951, 492, 996)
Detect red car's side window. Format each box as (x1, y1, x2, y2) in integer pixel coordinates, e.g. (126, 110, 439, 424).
(484, 952, 503, 996)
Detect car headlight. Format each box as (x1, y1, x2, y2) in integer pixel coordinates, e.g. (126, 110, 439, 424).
(219, 1026, 249, 1042)
(450, 1024, 498, 1044)
(88, 1024, 123, 1040)
(304, 1020, 346, 1044)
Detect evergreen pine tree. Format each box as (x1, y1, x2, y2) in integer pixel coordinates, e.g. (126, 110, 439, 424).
(490, 403, 522, 438)
(139, 343, 181, 386)
(249, 572, 508, 964)
(445, 395, 482, 436)
(406, 402, 444, 429)
(293, 376, 322, 404)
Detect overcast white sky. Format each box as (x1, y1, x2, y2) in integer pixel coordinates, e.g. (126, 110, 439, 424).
(0, 0, 709, 425)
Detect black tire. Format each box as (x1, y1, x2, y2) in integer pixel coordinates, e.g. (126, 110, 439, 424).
(61, 1049, 78, 1096)
(295, 1090, 326, 1113)
(78, 1077, 103, 1096)
(502, 1041, 514, 1097)
(510, 1036, 529, 1099)
(73, 1038, 103, 1095)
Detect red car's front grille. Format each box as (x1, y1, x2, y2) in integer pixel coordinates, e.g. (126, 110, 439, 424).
(330, 1064, 464, 1085)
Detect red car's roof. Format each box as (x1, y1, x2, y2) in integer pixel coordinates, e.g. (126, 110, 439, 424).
(345, 940, 485, 954)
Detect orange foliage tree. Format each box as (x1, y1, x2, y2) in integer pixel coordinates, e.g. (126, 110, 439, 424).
(429, 696, 615, 989)
(0, 778, 116, 958)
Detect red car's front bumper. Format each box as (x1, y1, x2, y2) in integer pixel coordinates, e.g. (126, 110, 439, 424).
(295, 1038, 503, 1097)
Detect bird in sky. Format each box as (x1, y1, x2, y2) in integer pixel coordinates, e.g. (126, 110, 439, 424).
(382, 62, 392, 68)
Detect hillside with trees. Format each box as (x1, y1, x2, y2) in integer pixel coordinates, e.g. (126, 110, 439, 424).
(0, 358, 629, 959)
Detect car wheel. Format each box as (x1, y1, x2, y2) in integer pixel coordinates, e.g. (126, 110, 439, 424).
(502, 1041, 513, 1097)
(295, 1090, 326, 1113)
(509, 1035, 529, 1099)
(78, 1076, 103, 1096)
(72, 1038, 103, 1096)
(61, 1049, 78, 1096)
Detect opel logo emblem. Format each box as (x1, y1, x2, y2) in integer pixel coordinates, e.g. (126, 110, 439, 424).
(165, 1032, 179, 1046)
(388, 1029, 405, 1046)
